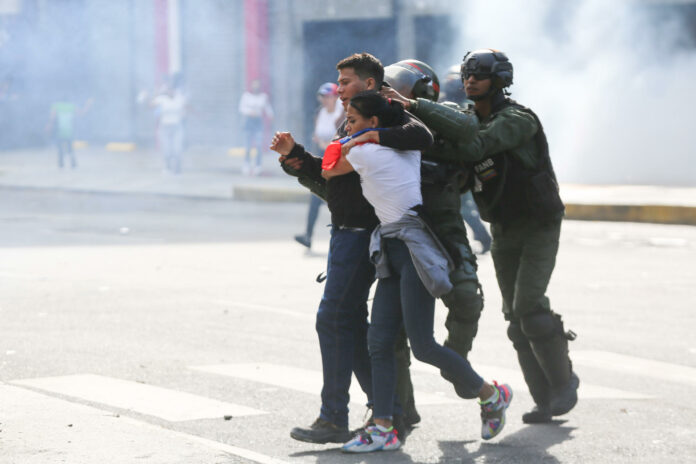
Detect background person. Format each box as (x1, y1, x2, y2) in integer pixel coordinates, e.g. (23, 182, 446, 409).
(47, 96, 93, 169)
(152, 83, 188, 174)
(294, 82, 343, 249)
(239, 79, 273, 176)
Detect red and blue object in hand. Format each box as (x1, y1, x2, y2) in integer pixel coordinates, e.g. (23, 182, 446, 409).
(321, 128, 384, 170)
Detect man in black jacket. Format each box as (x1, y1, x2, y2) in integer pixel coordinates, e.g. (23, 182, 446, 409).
(271, 53, 433, 444)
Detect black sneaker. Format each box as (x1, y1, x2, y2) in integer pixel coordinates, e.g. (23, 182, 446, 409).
(392, 413, 411, 444)
(522, 404, 552, 424)
(294, 234, 311, 248)
(290, 418, 352, 444)
(550, 371, 580, 416)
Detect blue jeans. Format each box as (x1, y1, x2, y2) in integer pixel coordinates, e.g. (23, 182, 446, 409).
(316, 226, 375, 427)
(368, 238, 484, 420)
(461, 191, 491, 248)
(304, 195, 324, 239)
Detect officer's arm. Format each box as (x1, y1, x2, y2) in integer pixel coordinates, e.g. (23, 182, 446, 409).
(378, 111, 434, 151)
(457, 107, 539, 162)
(409, 98, 479, 146)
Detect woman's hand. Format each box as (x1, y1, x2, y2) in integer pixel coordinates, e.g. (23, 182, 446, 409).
(341, 131, 379, 156)
(269, 131, 295, 156)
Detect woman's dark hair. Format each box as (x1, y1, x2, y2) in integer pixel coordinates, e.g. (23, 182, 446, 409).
(348, 90, 404, 128)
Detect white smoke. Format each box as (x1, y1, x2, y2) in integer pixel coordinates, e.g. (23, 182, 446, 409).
(453, 0, 696, 185)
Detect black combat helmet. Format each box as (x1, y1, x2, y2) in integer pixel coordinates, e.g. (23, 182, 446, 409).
(383, 59, 440, 101)
(461, 49, 513, 100)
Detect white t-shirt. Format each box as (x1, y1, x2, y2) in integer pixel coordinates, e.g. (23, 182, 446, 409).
(346, 143, 422, 224)
(153, 93, 186, 126)
(238, 91, 274, 118)
(314, 99, 344, 146)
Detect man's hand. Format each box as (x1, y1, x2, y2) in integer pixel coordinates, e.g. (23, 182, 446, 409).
(270, 131, 295, 156)
(280, 154, 303, 171)
(341, 131, 379, 156)
(271, 131, 303, 170)
(380, 87, 412, 110)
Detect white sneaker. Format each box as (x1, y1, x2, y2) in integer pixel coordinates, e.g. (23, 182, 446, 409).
(341, 425, 401, 453)
(241, 162, 251, 176)
(252, 164, 263, 176)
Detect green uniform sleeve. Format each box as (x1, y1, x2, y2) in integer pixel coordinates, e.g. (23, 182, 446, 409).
(410, 98, 479, 146)
(457, 106, 539, 163)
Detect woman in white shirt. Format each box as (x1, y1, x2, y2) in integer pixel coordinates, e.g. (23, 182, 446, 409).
(323, 91, 512, 453)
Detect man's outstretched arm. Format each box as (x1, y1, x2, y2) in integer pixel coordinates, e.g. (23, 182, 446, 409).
(270, 132, 327, 199)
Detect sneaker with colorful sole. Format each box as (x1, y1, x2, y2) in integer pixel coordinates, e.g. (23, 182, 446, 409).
(480, 382, 513, 440)
(341, 425, 401, 453)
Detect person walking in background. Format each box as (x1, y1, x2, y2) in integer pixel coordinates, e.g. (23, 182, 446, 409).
(294, 82, 344, 249)
(47, 96, 92, 169)
(239, 79, 273, 176)
(152, 83, 188, 174)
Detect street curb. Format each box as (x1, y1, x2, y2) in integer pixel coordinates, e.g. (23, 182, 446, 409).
(4, 183, 695, 226)
(234, 185, 696, 226)
(233, 185, 309, 203)
(565, 204, 696, 226)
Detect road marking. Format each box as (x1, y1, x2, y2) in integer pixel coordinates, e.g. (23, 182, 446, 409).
(12, 374, 266, 422)
(2, 383, 292, 464)
(211, 300, 314, 320)
(410, 360, 653, 400)
(572, 350, 696, 387)
(190, 363, 459, 405)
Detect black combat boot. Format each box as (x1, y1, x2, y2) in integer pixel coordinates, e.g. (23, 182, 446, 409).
(290, 418, 352, 444)
(516, 349, 553, 423)
(528, 314, 579, 417)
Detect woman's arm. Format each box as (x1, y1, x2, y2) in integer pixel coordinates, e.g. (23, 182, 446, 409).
(321, 154, 354, 179)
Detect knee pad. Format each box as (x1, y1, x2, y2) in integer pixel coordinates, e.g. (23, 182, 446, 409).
(507, 322, 531, 351)
(441, 279, 483, 322)
(520, 311, 559, 341)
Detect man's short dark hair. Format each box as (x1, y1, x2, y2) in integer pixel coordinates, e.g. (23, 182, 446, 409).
(336, 53, 384, 87)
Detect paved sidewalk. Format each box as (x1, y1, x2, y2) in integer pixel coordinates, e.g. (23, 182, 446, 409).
(1, 146, 695, 225)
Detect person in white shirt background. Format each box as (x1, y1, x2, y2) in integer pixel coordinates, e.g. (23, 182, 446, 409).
(151, 82, 188, 174)
(294, 82, 344, 249)
(238, 79, 274, 176)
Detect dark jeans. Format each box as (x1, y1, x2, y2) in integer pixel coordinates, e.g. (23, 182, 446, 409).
(56, 138, 76, 168)
(244, 117, 263, 166)
(316, 226, 375, 427)
(368, 238, 484, 420)
(461, 191, 491, 248)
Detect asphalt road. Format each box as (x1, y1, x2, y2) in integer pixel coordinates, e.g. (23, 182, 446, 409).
(1, 189, 695, 464)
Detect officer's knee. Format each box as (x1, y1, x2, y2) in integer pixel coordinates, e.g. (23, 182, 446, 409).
(520, 312, 557, 341)
(441, 279, 482, 321)
(507, 321, 530, 351)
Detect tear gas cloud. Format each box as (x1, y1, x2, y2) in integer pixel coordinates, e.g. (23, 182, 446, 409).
(449, 0, 696, 185)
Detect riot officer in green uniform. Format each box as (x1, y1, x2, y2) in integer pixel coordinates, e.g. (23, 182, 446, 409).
(389, 49, 579, 423)
(380, 60, 485, 402)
